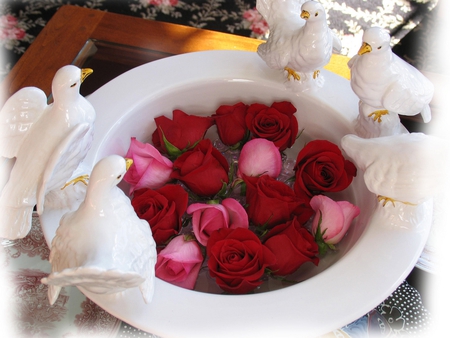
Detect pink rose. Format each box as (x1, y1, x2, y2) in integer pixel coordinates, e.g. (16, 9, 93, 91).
(310, 195, 360, 254)
(237, 138, 282, 178)
(123, 138, 173, 195)
(187, 198, 249, 246)
(155, 235, 203, 290)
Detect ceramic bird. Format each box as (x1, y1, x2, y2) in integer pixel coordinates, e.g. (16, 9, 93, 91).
(341, 133, 449, 206)
(0, 65, 95, 240)
(257, 0, 341, 84)
(41, 155, 157, 305)
(348, 27, 434, 137)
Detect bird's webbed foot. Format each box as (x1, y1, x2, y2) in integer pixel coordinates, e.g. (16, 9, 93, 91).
(284, 67, 301, 81)
(313, 70, 320, 79)
(61, 174, 90, 190)
(368, 109, 389, 123)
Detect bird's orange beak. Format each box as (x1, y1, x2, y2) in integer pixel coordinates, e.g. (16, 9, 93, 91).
(80, 68, 93, 83)
(125, 158, 133, 171)
(358, 42, 372, 55)
(300, 10, 310, 20)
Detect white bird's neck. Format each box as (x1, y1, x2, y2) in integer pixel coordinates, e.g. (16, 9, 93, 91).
(304, 19, 327, 35)
(361, 49, 393, 68)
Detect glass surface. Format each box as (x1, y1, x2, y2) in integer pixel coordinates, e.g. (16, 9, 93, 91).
(73, 39, 173, 96)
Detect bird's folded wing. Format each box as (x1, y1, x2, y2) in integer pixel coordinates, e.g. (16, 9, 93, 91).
(0, 87, 47, 158)
(36, 122, 93, 214)
(383, 56, 434, 114)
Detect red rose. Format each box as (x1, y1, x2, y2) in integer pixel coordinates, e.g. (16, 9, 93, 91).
(206, 228, 276, 294)
(170, 139, 229, 197)
(131, 185, 189, 246)
(151, 109, 214, 156)
(243, 174, 313, 228)
(213, 102, 249, 146)
(245, 101, 298, 151)
(263, 218, 319, 276)
(294, 140, 357, 199)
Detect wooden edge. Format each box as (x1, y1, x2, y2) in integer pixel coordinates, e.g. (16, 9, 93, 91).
(0, 5, 105, 104)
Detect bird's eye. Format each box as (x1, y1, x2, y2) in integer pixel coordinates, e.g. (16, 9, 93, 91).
(70, 83, 77, 87)
(315, 12, 318, 17)
(117, 175, 122, 180)
(377, 46, 382, 50)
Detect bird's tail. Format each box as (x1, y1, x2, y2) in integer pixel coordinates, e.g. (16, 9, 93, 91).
(46, 282, 62, 306)
(0, 204, 33, 240)
(421, 105, 431, 123)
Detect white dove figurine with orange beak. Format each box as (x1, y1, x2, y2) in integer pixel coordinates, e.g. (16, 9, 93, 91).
(348, 27, 434, 138)
(0, 65, 95, 240)
(41, 155, 157, 306)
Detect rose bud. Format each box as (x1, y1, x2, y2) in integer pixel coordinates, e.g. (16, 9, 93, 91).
(131, 185, 189, 246)
(155, 235, 204, 290)
(123, 137, 173, 195)
(213, 102, 249, 146)
(187, 198, 249, 246)
(237, 138, 282, 178)
(294, 139, 357, 199)
(206, 228, 276, 294)
(151, 109, 214, 157)
(245, 101, 298, 151)
(263, 218, 319, 276)
(310, 195, 360, 254)
(170, 139, 229, 197)
(243, 174, 313, 228)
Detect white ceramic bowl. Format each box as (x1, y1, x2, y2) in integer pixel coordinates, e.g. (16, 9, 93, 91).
(40, 50, 430, 337)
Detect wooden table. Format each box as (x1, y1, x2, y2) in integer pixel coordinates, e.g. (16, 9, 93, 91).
(1, 4, 262, 103)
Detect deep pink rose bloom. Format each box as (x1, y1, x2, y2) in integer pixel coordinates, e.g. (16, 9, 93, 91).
(170, 139, 229, 197)
(237, 138, 282, 178)
(245, 101, 298, 151)
(123, 137, 173, 194)
(310, 195, 360, 245)
(213, 102, 248, 146)
(155, 235, 203, 290)
(187, 198, 249, 246)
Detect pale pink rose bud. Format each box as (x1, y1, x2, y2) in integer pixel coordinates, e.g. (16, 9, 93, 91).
(187, 198, 249, 246)
(310, 195, 360, 245)
(123, 137, 173, 194)
(237, 138, 282, 178)
(155, 235, 203, 290)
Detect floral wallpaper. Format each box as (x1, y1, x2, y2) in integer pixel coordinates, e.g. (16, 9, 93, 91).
(0, 0, 439, 79)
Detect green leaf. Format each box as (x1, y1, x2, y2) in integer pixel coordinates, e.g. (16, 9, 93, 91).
(160, 128, 183, 159)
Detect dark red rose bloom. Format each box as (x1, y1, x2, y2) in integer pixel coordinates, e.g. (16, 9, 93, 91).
(170, 139, 229, 197)
(151, 109, 214, 155)
(245, 101, 298, 151)
(213, 102, 249, 146)
(263, 218, 319, 276)
(206, 227, 276, 294)
(294, 139, 357, 199)
(131, 185, 189, 246)
(242, 174, 313, 228)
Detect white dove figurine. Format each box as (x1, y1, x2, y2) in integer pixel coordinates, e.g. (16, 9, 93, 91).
(41, 155, 157, 305)
(0, 65, 95, 240)
(257, 0, 341, 87)
(341, 133, 449, 207)
(348, 27, 434, 138)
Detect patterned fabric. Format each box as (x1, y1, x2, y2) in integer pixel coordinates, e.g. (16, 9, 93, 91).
(0, 0, 439, 79)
